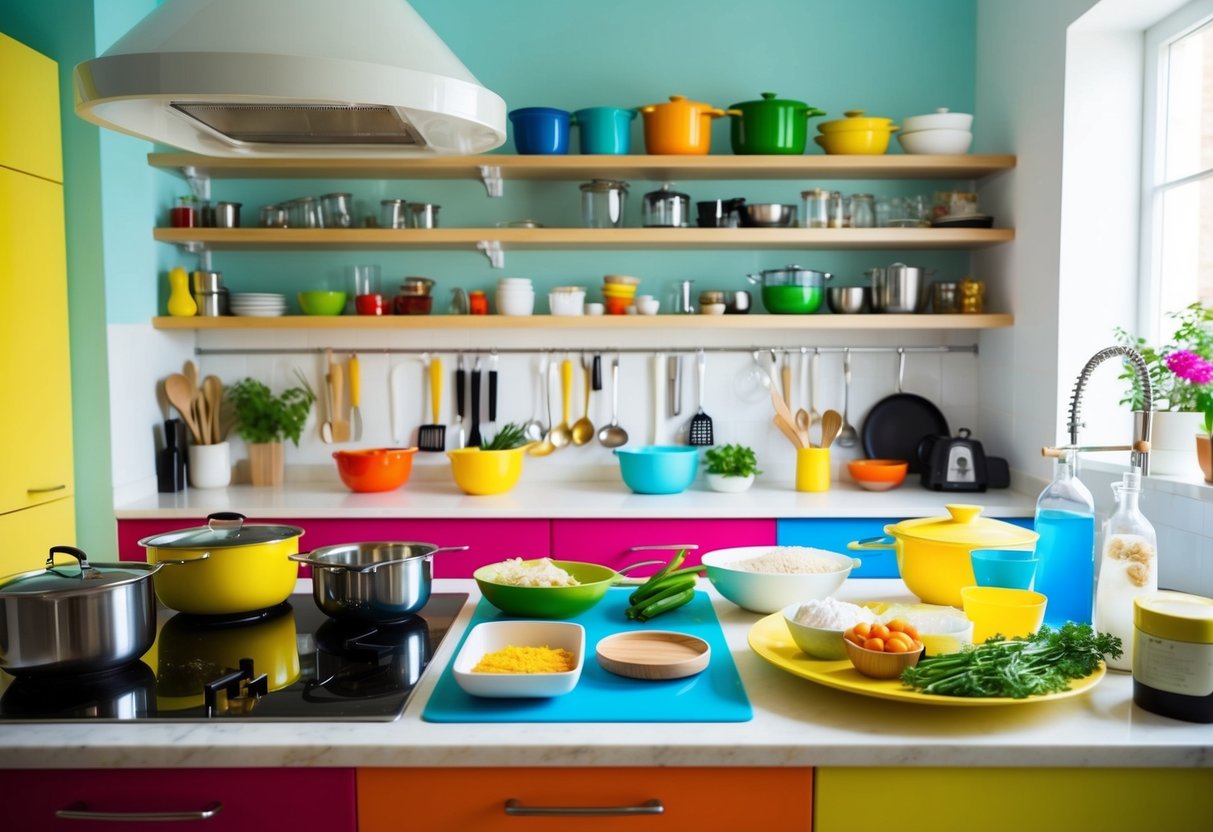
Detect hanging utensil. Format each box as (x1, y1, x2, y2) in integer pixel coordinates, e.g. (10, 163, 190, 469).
(549, 357, 573, 448)
(688, 349, 714, 446)
(598, 355, 629, 448)
(522, 355, 548, 441)
(388, 361, 410, 446)
(349, 354, 364, 441)
(418, 355, 445, 451)
(809, 348, 821, 427)
(651, 352, 664, 444)
(320, 349, 335, 444)
(529, 361, 559, 457)
(767, 351, 807, 448)
(838, 348, 858, 448)
(781, 351, 793, 410)
(668, 354, 683, 418)
(487, 352, 499, 436)
(453, 353, 466, 449)
(571, 353, 595, 446)
(468, 357, 484, 448)
(330, 360, 350, 442)
(820, 409, 843, 448)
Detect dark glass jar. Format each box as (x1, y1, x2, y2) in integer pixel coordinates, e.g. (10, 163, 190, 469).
(393, 294, 433, 315)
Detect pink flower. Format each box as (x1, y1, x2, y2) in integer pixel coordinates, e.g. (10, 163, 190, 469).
(1165, 350, 1213, 384)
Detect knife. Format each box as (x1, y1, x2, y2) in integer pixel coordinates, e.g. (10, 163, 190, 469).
(349, 353, 363, 441)
(668, 354, 682, 418)
(454, 354, 466, 449)
(468, 357, 483, 448)
(487, 352, 499, 435)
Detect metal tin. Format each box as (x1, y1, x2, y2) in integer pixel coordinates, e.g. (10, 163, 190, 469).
(214, 201, 241, 228)
(1133, 591, 1213, 723)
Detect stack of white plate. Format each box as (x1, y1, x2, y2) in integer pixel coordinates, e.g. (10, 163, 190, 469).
(231, 293, 287, 317)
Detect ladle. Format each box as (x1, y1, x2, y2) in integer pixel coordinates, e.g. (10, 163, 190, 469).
(598, 356, 629, 448)
(528, 362, 559, 457)
(164, 373, 204, 445)
(571, 355, 595, 446)
(521, 356, 548, 442)
(837, 348, 859, 448)
(820, 409, 843, 449)
(548, 357, 573, 448)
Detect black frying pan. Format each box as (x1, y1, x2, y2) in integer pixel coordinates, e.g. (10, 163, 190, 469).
(860, 350, 949, 473)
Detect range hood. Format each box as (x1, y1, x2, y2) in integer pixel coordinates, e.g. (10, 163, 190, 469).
(74, 0, 506, 157)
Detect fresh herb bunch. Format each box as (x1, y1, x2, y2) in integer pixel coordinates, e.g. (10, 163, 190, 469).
(1116, 301, 1213, 412)
(899, 622, 1122, 699)
(480, 422, 529, 451)
(227, 370, 316, 447)
(704, 444, 762, 478)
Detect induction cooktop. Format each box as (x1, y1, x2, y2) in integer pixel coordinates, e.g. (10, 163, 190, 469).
(0, 592, 467, 723)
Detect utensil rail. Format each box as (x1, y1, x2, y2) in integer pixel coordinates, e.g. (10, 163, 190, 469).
(190, 344, 978, 357)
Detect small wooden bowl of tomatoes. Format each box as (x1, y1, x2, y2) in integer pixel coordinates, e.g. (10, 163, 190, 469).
(843, 619, 924, 679)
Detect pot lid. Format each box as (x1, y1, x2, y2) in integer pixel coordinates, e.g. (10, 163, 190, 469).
(137, 513, 304, 550)
(0, 546, 157, 596)
(644, 183, 689, 200)
(888, 505, 1039, 547)
(818, 109, 897, 133)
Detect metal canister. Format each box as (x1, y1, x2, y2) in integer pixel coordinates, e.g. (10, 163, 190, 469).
(214, 201, 241, 228)
(191, 270, 228, 317)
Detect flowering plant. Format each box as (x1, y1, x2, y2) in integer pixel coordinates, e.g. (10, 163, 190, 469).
(1166, 351, 1213, 434)
(1116, 302, 1213, 414)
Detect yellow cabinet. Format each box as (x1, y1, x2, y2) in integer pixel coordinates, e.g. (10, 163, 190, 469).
(0, 32, 62, 183)
(0, 497, 75, 579)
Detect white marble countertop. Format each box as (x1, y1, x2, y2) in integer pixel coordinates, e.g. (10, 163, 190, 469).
(114, 480, 1036, 520)
(2, 579, 1208, 770)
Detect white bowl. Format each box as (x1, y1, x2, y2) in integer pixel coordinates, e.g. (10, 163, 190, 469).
(636, 298, 660, 316)
(700, 546, 856, 614)
(495, 289, 535, 316)
(900, 107, 974, 133)
(898, 128, 973, 155)
(781, 603, 848, 660)
(879, 603, 974, 656)
(549, 291, 586, 316)
(452, 620, 585, 698)
(585, 302, 604, 316)
(497, 277, 533, 288)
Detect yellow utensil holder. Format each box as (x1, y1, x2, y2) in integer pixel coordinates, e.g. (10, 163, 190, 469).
(795, 447, 830, 492)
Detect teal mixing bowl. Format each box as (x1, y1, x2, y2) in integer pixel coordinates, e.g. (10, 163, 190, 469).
(614, 446, 700, 494)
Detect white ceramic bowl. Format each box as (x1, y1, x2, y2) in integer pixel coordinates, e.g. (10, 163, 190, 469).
(880, 603, 974, 656)
(781, 603, 848, 660)
(497, 277, 533, 288)
(585, 302, 605, 316)
(495, 289, 535, 316)
(900, 107, 974, 133)
(636, 298, 660, 315)
(452, 620, 585, 698)
(700, 546, 856, 614)
(549, 291, 586, 316)
(898, 128, 973, 155)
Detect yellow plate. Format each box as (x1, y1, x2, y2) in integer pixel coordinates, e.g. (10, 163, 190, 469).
(748, 610, 1105, 706)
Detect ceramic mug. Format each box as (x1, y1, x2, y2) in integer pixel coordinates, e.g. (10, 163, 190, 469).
(189, 441, 232, 489)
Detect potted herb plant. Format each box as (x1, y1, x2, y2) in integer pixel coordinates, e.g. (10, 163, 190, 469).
(227, 371, 316, 486)
(703, 444, 761, 493)
(1117, 302, 1213, 476)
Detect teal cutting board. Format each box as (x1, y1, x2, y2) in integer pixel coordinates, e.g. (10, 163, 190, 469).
(422, 588, 752, 723)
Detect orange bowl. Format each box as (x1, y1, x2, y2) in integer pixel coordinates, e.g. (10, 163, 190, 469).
(604, 295, 632, 315)
(847, 459, 908, 492)
(333, 448, 418, 493)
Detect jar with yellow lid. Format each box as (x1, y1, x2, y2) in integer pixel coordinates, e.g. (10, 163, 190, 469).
(1133, 591, 1213, 723)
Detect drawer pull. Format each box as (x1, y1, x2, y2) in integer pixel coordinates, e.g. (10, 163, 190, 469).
(55, 801, 223, 822)
(505, 798, 663, 817)
(27, 484, 67, 494)
(626, 544, 698, 552)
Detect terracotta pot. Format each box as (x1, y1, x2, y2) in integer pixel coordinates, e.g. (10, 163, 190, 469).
(1198, 435, 1213, 484)
(248, 442, 285, 486)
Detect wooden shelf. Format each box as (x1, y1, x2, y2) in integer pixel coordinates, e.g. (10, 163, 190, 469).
(150, 153, 1015, 181)
(154, 227, 1013, 251)
(153, 313, 1013, 331)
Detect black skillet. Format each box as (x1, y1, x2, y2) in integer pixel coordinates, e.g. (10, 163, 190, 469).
(860, 349, 949, 474)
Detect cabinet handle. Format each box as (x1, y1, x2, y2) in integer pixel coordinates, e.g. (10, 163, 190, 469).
(55, 801, 223, 822)
(626, 544, 699, 552)
(27, 484, 67, 494)
(504, 798, 663, 816)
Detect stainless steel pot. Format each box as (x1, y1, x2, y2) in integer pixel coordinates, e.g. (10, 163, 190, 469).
(0, 546, 198, 675)
(642, 184, 690, 228)
(291, 542, 468, 623)
(867, 262, 932, 313)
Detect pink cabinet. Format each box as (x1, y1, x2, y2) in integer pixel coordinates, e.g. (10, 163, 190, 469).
(550, 519, 776, 576)
(0, 768, 355, 831)
(116, 518, 550, 578)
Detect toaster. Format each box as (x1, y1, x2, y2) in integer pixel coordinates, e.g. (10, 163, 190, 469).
(919, 429, 1008, 492)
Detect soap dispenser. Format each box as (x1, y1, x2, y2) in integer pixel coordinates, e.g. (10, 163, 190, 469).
(1033, 451, 1096, 627)
(1094, 467, 1157, 671)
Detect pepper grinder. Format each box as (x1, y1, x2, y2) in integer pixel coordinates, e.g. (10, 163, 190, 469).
(157, 418, 186, 493)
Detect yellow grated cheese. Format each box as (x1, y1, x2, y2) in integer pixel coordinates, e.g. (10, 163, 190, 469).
(472, 644, 575, 674)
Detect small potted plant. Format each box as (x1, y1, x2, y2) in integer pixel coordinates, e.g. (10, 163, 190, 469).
(227, 371, 316, 486)
(703, 444, 761, 493)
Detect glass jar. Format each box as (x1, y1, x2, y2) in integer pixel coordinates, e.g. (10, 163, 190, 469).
(286, 197, 319, 228)
(318, 192, 353, 228)
(1094, 468, 1157, 671)
(468, 290, 488, 315)
(850, 194, 875, 228)
(380, 199, 407, 229)
(930, 281, 960, 313)
(170, 196, 196, 228)
(642, 184, 690, 228)
(959, 278, 985, 313)
(800, 188, 830, 228)
(827, 190, 847, 228)
(259, 204, 288, 228)
(580, 179, 629, 228)
(393, 294, 433, 315)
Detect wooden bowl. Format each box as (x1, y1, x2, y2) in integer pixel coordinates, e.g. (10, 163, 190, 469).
(596, 631, 710, 680)
(844, 638, 923, 679)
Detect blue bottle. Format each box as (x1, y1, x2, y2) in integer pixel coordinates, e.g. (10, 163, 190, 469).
(1033, 452, 1096, 626)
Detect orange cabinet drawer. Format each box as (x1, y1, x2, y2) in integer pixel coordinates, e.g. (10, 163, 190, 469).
(359, 767, 811, 831)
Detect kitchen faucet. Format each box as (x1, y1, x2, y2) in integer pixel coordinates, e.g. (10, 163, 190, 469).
(1042, 345, 1154, 474)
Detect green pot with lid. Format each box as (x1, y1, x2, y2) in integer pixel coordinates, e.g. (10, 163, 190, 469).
(728, 92, 827, 155)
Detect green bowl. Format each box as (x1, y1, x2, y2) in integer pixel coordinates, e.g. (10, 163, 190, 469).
(474, 560, 625, 619)
(298, 291, 347, 315)
(762, 285, 823, 314)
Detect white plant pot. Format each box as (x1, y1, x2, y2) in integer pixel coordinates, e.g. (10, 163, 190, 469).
(1149, 411, 1205, 477)
(188, 441, 232, 488)
(706, 472, 754, 493)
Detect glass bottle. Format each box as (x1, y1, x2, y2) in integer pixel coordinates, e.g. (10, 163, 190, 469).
(1033, 451, 1096, 627)
(1094, 468, 1157, 671)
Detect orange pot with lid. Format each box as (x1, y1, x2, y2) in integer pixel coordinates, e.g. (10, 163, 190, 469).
(639, 95, 739, 155)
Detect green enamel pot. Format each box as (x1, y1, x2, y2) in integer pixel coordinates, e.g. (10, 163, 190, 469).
(473, 560, 653, 619)
(728, 92, 826, 155)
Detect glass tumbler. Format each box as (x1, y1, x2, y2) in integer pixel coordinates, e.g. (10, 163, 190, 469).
(828, 191, 847, 228)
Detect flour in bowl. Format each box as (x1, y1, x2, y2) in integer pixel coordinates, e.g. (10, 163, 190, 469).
(732, 547, 846, 574)
(487, 557, 579, 587)
(793, 598, 878, 630)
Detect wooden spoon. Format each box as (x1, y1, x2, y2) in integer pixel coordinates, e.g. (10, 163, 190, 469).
(203, 376, 224, 442)
(795, 408, 812, 445)
(772, 414, 805, 449)
(330, 362, 351, 442)
(183, 360, 199, 392)
(192, 390, 211, 445)
(164, 373, 204, 444)
(820, 409, 843, 449)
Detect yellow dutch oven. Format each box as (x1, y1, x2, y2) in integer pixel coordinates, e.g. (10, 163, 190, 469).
(814, 109, 899, 155)
(849, 505, 1038, 608)
(138, 512, 304, 615)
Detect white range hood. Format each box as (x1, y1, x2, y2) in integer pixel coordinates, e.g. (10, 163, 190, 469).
(73, 0, 506, 157)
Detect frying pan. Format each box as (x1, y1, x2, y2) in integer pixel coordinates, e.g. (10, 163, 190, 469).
(860, 349, 949, 473)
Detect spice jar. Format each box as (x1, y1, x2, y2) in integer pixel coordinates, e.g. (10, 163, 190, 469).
(170, 196, 196, 228)
(469, 290, 488, 315)
(959, 278, 985, 313)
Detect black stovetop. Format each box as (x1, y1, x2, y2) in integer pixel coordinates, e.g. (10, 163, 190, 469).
(0, 592, 467, 723)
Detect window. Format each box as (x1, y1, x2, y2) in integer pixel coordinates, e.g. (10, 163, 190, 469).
(1142, 0, 1213, 341)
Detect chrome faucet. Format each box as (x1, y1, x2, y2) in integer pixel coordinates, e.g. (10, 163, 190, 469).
(1043, 345, 1154, 473)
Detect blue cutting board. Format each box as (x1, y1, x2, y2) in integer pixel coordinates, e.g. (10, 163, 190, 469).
(422, 588, 752, 723)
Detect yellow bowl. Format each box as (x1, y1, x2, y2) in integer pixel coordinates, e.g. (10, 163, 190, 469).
(961, 586, 1047, 643)
(814, 130, 894, 155)
(603, 274, 642, 286)
(601, 285, 638, 297)
(447, 447, 527, 496)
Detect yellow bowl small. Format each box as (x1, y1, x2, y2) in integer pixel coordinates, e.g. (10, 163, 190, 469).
(961, 586, 1047, 643)
(814, 130, 894, 155)
(601, 285, 638, 297)
(447, 447, 527, 496)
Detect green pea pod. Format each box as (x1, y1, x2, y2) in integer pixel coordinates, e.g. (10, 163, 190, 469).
(635, 587, 696, 622)
(628, 572, 696, 607)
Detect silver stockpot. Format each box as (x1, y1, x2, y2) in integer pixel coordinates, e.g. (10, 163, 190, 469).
(867, 262, 933, 313)
(0, 546, 198, 675)
(291, 542, 468, 623)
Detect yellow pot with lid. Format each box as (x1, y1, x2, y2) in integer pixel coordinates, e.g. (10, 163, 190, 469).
(817, 109, 899, 134)
(849, 505, 1039, 607)
(815, 109, 899, 155)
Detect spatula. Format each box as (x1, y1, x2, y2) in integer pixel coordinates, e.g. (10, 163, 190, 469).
(418, 356, 446, 451)
(688, 350, 714, 446)
(348, 354, 364, 441)
(330, 361, 351, 442)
